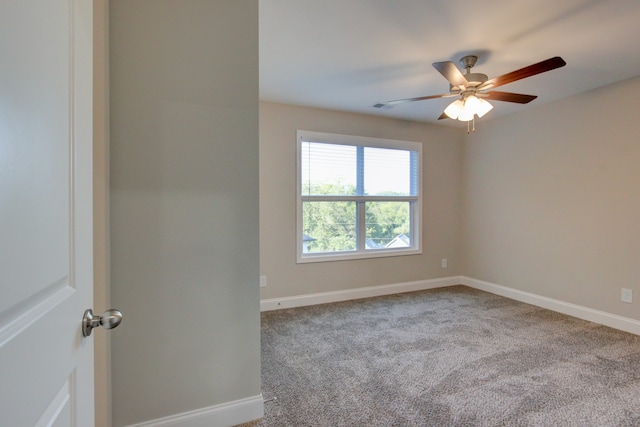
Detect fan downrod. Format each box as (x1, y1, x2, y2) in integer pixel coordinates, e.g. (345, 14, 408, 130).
(458, 55, 487, 87)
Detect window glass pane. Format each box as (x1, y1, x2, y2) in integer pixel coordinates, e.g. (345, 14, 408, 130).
(301, 142, 357, 196)
(365, 202, 411, 249)
(364, 147, 416, 196)
(302, 201, 356, 253)
(297, 131, 421, 262)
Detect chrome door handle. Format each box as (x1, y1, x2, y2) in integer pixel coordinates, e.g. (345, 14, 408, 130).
(82, 309, 123, 337)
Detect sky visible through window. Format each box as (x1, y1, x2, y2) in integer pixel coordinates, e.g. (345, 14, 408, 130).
(365, 147, 411, 196)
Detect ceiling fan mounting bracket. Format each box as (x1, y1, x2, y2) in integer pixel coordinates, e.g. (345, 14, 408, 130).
(460, 55, 478, 71)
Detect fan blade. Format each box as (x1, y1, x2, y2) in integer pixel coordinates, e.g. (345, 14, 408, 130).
(482, 91, 538, 104)
(438, 112, 449, 120)
(373, 93, 450, 109)
(433, 61, 468, 88)
(479, 56, 566, 90)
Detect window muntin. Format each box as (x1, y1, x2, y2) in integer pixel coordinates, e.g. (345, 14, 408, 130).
(297, 130, 422, 263)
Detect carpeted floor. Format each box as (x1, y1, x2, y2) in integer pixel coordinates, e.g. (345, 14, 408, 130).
(242, 285, 640, 426)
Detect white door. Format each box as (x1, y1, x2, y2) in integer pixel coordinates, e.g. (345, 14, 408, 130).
(0, 1, 95, 426)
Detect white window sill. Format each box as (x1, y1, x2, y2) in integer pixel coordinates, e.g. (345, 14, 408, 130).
(297, 247, 422, 264)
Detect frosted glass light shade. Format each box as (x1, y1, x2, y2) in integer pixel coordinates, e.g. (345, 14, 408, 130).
(444, 99, 464, 120)
(476, 98, 494, 118)
(464, 95, 481, 111)
(457, 108, 475, 122)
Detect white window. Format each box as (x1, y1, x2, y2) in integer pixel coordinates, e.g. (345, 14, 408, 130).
(297, 130, 422, 263)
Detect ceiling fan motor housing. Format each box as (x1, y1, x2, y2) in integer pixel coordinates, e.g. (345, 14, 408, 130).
(449, 72, 488, 93)
(464, 73, 488, 86)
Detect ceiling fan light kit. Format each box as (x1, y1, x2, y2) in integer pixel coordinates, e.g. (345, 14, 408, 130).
(375, 54, 567, 131)
(444, 94, 494, 121)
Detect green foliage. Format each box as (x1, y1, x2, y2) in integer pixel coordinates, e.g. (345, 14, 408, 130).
(365, 201, 410, 247)
(302, 182, 355, 196)
(303, 183, 410, 253)
(303, 201, 356, 252)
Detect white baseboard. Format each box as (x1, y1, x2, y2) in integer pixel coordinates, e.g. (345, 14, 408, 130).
(261, 275, 640, 336)
(260, 276, 460, 311)
(124, 394, 264, 427)
(461, 276, 640, 336)
(127, 277, 639, 427)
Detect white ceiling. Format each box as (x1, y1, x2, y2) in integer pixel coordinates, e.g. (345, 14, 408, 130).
(260, 0, 640, 126)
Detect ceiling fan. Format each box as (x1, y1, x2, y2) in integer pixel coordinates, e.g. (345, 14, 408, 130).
(374, 55, 566, 123)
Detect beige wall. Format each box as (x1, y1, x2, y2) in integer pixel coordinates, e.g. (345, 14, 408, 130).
(262, 75, 640, 324)
(109, 1, 260, 426)
(461, 75, 640, 321)
(259, 102, 464, 299)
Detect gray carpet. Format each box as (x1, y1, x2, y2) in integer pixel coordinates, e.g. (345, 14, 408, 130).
(248, 285, 640, 426)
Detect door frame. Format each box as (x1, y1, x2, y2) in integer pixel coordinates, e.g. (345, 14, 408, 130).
(93, 1, 111, 426)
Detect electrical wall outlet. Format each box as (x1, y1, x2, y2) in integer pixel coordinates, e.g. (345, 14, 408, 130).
(260, 275, 267, 288)
(621, 288, 632, 303)
(441, 258, 447, 268)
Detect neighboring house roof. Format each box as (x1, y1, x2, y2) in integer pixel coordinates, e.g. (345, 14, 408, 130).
(385, 233, 410, 248)
(365, 239, 383, 249)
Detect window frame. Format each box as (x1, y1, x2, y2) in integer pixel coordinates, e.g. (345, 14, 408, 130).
(296, 130, 422, 263)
